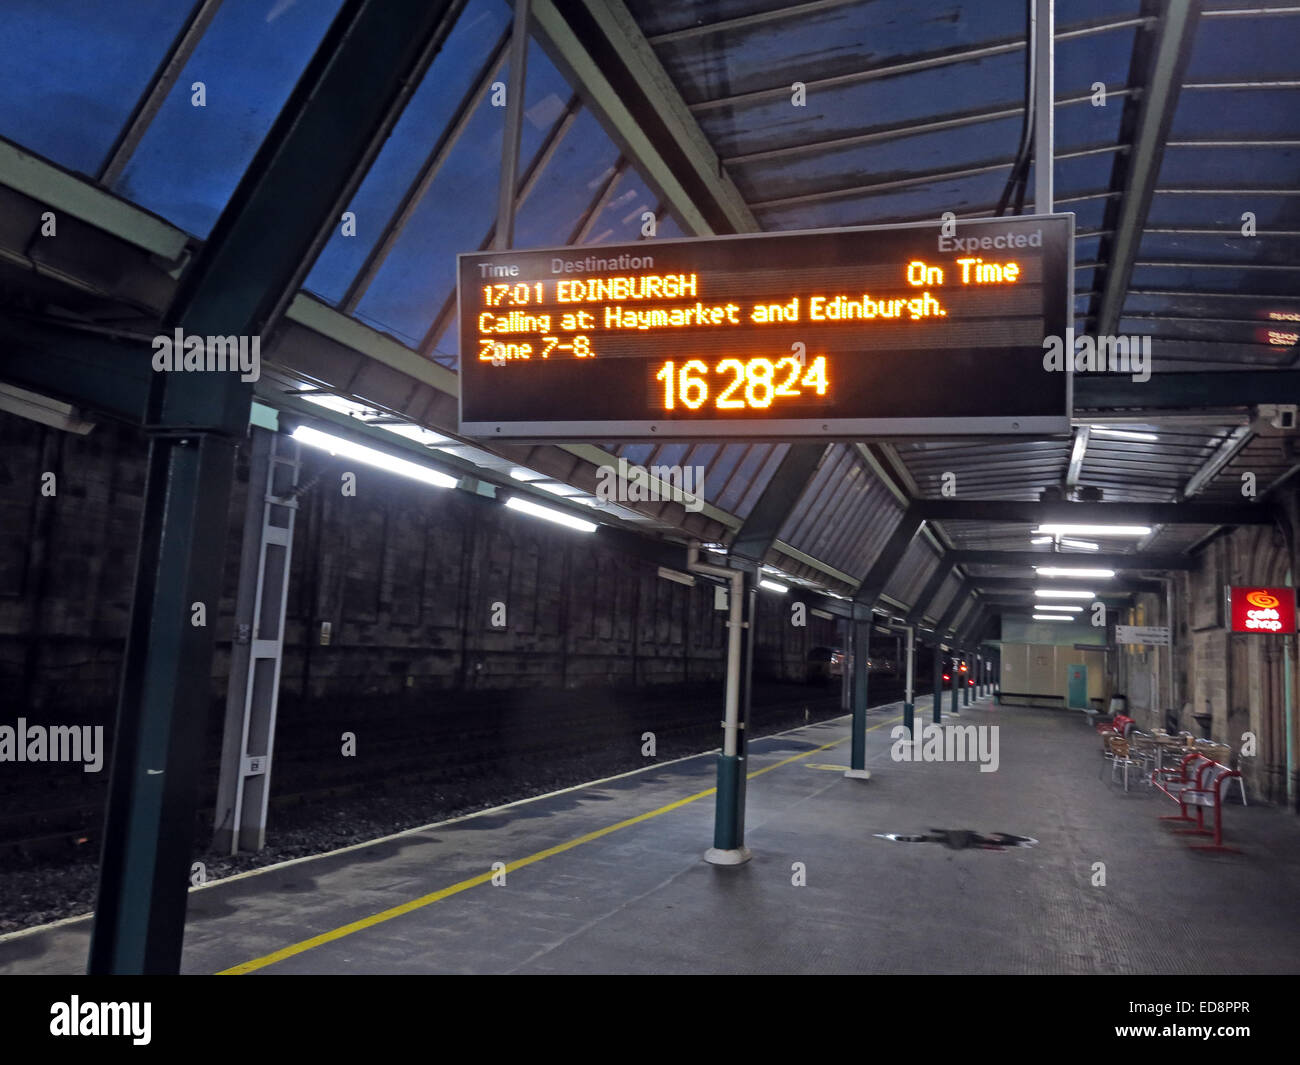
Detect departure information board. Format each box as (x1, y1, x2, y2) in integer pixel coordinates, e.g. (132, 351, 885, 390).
(457, 214, 1073, 440)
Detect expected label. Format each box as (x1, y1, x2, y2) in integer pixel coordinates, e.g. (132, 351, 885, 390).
(457, 214, 1073, 440)
(1229, 586, 1296, 634)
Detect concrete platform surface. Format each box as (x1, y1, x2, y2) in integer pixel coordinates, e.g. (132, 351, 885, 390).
(2, 698, 1298, 975)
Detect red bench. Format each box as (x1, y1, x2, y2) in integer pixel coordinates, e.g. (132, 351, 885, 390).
(1153, 752, 1243, 853)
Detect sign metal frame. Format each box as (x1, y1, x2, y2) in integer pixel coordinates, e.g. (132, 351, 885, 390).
(457, 214, 1075, 442)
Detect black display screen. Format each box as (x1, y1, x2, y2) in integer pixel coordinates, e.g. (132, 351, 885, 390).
(457, 214, 1073, 440)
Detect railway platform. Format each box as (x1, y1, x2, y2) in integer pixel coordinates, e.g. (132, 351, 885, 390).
(3, 698, 1297, 976)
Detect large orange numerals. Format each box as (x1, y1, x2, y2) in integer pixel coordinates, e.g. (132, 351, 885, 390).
(800, 355, 828, 395)
(482, 282, 543, 306)
(656, 360, 675, 408)
(775, 358, 802, 397)
(655, 356, 828, 411)
(716, 359, 746, 408)
(745, 359, 775, 408)
(680, 360, 709, 409)
(655, 359, 710, 409)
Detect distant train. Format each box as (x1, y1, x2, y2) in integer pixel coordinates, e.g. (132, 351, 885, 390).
(805, 647, 899, 685)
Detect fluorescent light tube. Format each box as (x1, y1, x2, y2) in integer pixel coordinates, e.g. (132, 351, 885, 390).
(292, 426, 457, 489)
(1034, 524, 1151, 537)
(505, 496, 597, 532)
(1089, 426, 1158, 442)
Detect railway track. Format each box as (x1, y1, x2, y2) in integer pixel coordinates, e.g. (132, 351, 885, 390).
(0, 680, 919, 863)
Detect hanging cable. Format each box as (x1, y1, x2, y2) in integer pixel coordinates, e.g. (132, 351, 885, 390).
(996, 0, 1037, 217)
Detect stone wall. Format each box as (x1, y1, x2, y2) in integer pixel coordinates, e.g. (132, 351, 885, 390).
(0, 414, 837, 729)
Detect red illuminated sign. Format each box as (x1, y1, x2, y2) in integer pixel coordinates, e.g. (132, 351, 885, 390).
(1229, 586, 1296, 634)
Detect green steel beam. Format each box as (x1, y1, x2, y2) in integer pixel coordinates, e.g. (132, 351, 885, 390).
(935, 582, 973, 639)
(905, 556, 954, 626)
(88, 0, 461, 976)
(0, 315, 151, 423)
(853, 503, 926, 607)
(1095, 0, 1202, 336)
(286, 294, 460, 396)
(530, 0, 758, 236)
(0, 139, 189, 262)
(729, 445, 827, 563)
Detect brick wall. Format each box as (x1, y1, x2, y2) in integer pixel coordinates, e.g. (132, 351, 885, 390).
(0, 414, 835, 726)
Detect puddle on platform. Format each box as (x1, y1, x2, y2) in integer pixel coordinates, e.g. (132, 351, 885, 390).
(874, 829, 1038, 851)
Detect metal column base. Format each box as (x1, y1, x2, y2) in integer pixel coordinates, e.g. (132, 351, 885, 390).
(710, 752, 748, 857)
(844, 768, 872, 780)
(705, 845, 753, 865)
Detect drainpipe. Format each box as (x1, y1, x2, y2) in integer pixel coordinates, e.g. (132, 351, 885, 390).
(687, 543, 750, 865)
(903, 624, 915, 737)
(1158, 575, 1177, 729)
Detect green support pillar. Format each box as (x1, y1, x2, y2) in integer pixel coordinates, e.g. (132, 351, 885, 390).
(932, 642, 942, 724)
(734, 569, 756, 847)
(951, 655, 960, 716)
(89, 430, 240, 973)
(706, 567, 754, 863)
(964, 653, 972, 706)
(901, 625, 915, 739)
(846, 615, 871, 779)
(87, 0, 461, 973)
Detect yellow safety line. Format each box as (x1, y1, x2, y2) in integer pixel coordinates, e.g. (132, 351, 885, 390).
(219, 715, 901, 974)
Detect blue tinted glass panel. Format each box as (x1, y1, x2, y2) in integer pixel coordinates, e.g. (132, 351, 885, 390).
(703, 444, 745, 499)
(513, 108, 621, 249)
(648, 443, 691, 468)
(1186, 13, 1300, 80)
(354, 38, 573, 347)
(653, 1, 1028, 107)
(0, 0, 195, 175)
(304, 0, 512, 304)
(655, 213, 686, 239)
(756, 169, 1009, 230)
(716, 444, 774, 513)
(1146, 191, 1299, 230)
(698, 51, 1026, 160)
(583, 169, 656, 244)
(1056, 26, 1136, 99)
(618, 444, 657, 465)
(111, 0, 346, 236)
(734, 444, 789, 519)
